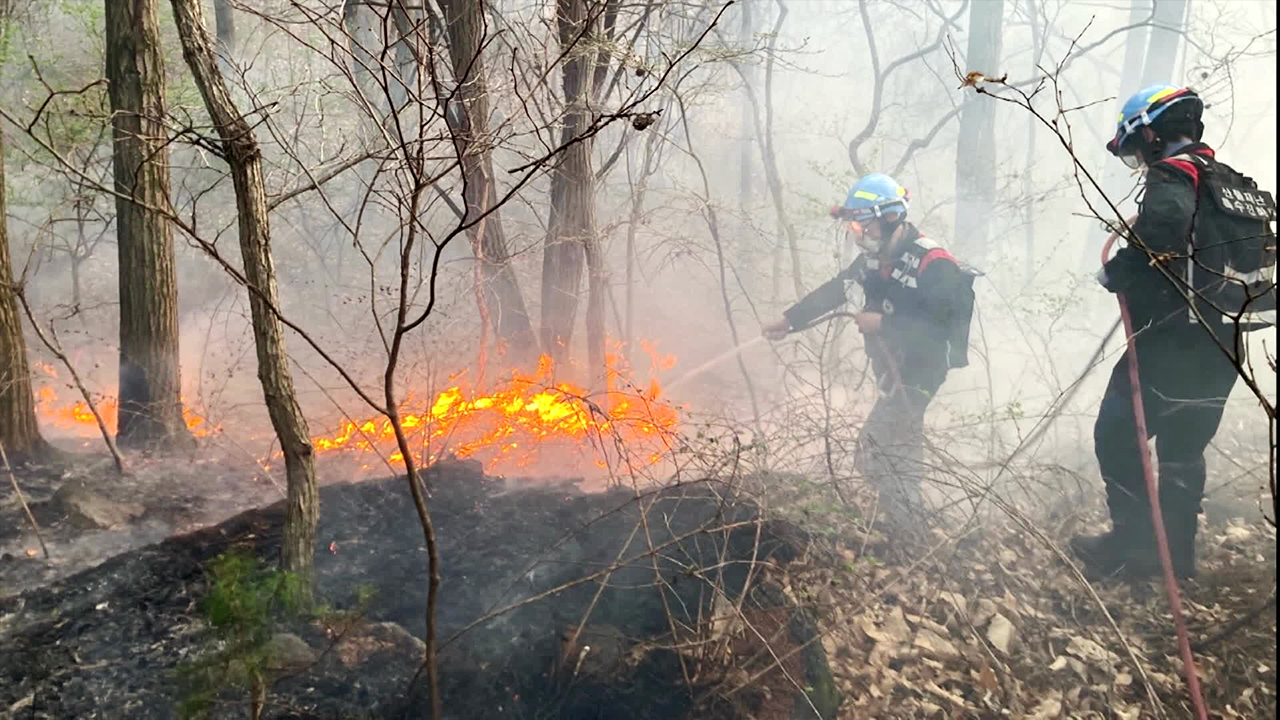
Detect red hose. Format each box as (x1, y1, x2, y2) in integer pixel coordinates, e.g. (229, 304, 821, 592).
(1101, 220, 1210, 720)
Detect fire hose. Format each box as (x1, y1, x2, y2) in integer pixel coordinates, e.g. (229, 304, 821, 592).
(1102, 225, 1210, 720)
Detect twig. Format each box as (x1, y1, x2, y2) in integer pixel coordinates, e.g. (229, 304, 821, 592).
(1190, 585, 1277, 652)
(0, 440, 50, 559)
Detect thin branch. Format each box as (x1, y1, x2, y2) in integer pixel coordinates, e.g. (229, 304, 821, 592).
(1, 440, 50, 559)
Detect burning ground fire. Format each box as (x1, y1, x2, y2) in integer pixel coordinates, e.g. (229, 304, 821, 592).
(311, 348, 682, 476)
(33, 363, 211, 437)
(32, 344, 684, 477)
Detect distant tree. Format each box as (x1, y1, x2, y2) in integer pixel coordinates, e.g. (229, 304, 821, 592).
(1083, 0, 1153, 270)
(541, 0, 609, 372)
(213, 0, 235, 75)
(954, 0, 1004, 262)
(104, 0, 193, 450)
(439, 0, 539, 363)
(214, 0, 235, 52)
(0, 127, 50, 461)
(1141, 0, 1187, 83)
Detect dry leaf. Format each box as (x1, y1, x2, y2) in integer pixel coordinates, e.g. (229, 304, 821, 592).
(1026, 690, 1064, 719)
(978, 662, 999, 692)
(1065, 636, 1119, 667)
(913, 628, 960, 660)
(882, 606, 912, 645)
(987, 613, 1015, 655)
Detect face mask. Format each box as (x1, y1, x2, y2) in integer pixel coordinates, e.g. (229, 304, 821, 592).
(847, 221, 881, 253)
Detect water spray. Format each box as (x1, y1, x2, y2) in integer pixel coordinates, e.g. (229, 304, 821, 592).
(663, 311, 861, 394)
(664, 335, 768, 394)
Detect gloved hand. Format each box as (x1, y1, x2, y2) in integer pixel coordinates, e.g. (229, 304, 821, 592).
(1095, 265, 1115, 292)
(1097, 247, 1145, 293)
(762, 317, 792, 341)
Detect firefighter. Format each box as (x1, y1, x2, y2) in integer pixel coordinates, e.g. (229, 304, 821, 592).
(1073, 84, 1277, 579)
(762, 174, 977, 522)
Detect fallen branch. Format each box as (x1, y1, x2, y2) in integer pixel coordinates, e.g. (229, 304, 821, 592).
(0, 440, 49, 559)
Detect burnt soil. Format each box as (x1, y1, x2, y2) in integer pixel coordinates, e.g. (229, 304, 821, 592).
(0, 460, 828, 720)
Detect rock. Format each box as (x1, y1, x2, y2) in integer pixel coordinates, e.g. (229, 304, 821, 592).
(265, 632, 316, 671)
(46, 480, 144, 529)
(912, 628, 959, 661)
(1219, 524, 1252, 546)
(334, 621, 425, 666)
(986, 613, 1015, 655)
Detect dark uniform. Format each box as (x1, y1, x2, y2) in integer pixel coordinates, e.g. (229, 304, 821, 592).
(1088, 143, 1275, 577)
(780, 224, 974, 518)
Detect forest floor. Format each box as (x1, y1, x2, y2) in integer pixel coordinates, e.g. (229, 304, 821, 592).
(1, 446, 1275, 719)
(779, 498, 1277, 719)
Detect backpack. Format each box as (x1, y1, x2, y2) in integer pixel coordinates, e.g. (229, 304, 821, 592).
(1177, 154, 1277, 331)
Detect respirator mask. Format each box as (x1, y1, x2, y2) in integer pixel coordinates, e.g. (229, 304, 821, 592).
(845, 214, 902, 254)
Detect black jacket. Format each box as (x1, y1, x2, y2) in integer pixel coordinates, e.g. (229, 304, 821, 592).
(782, 223, 968, 385)
(1101, 145, 1206, 331)
(1101, 143, 1276, 337)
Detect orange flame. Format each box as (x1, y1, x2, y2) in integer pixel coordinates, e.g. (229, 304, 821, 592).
(31, 342, 682, 477)
(32, 364, 212, 437)
(309, 349, 681, 476)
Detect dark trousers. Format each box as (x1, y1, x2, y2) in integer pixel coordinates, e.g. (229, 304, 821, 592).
(1093, 326, 1239, 529)
(857, 342, 946, 518)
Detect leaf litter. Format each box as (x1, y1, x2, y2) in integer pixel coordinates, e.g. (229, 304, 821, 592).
(774, 509, 1275, 719)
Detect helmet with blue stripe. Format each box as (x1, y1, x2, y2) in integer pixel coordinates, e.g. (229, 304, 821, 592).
(1106, 84, 1203, 163)
(834, 173, 910, 222)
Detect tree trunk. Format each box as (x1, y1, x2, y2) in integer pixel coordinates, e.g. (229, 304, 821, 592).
(0, 129, 49, 461)
(1141, 0, 1186, 83)
(954, 0, 1004, 264)
(388, 3, 420, 118)
(105, 0, 193, 451)
(439, 0, 538, 365)
(1022, 0, 1045, 285)
(343, 0, 385, 123)
(737, 0, 756, 212)
(170, 0, 318, 595)
(624, 123, 662, 358)
(759, 1, 804, 302)
(541, 0, 598, 371)
(213, 0, 235, 79)
(214, 0, 234, 57)
(1082, 0, 1150, 271)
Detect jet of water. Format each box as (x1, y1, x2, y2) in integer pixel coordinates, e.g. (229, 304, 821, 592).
(664, 335, 768, 394)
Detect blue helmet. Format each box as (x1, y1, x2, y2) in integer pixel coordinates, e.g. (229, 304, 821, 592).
(833, 173, 910, 222)
(1106, 84, 1203, 160)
